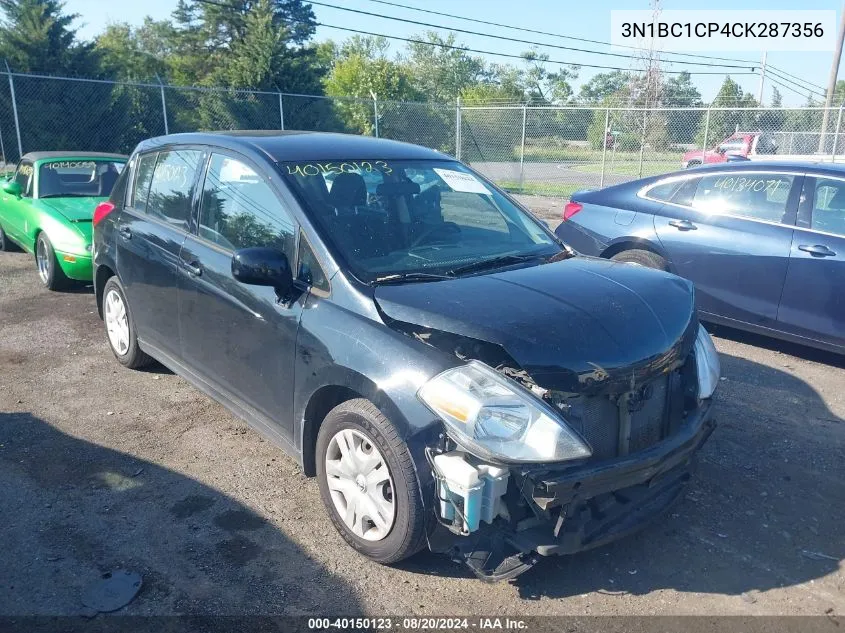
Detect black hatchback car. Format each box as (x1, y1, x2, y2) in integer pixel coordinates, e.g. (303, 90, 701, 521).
(92, 131, 719, 580)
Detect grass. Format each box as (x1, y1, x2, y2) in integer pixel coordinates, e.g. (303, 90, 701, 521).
(495, 181, 588, 198)
(518, 144, 681, 165)
(571, 159, 682, 177)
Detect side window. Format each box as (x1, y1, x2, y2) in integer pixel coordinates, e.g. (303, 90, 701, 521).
(199, 153, 295, 257)
(146, 149, 202, 228)
(14, 162, 33, 197)
(810, 178, 845, 237)
(297, 234, 329, 292)
(690, 173, 795, 223)
(645, 179, 684, 202)
(718, 138, 745, 154)
(131, 152, 158, 212)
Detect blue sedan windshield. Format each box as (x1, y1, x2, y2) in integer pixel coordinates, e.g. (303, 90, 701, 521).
(282, 159, 561, 282)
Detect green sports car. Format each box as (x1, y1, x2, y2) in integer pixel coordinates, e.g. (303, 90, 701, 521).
(0, 151, 128, 289)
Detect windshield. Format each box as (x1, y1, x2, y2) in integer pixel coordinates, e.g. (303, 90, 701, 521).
(282, 159, 561, 282)
(38, 160, 126, 198)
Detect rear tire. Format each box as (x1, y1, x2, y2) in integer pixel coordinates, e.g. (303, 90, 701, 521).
(102, 276, 153, 369)
(316, 398, 427, 564)
(35, 233, 69, 290)
(686, 160, 701, 168)
(611, 249, 669, 271)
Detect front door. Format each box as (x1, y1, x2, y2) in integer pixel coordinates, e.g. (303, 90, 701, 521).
(654, 171, 799, 326)
(1, 160, 34, 247)
(777, 176, 845, 350)
(177, 151, 302, 438)
(116, 148, 204, 357)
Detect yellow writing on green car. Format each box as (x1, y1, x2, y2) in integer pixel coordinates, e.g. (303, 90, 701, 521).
(286, 161, 393, 177)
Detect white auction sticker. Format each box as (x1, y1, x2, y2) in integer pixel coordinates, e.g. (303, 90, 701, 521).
(610, 10, 836, 52)
(433, 168, 490, 194)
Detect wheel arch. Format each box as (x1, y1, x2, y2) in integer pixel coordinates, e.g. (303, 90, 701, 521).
(600, 238, 674, 271)
(94, 263, 116, 319)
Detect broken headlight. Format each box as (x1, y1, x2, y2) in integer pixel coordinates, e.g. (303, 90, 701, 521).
(417, 361, 591, 463)
(694, 325, 720, 400)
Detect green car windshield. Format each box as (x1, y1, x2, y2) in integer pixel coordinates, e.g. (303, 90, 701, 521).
(281, 159, 561, 283)
(39, 160, 126, 199)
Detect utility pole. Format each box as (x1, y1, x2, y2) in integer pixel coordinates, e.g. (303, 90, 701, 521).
(818, 3, 845, 153)
(757, 51, 767, 105)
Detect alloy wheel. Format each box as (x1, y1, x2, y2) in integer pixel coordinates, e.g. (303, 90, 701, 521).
(36, 238, 50, 284)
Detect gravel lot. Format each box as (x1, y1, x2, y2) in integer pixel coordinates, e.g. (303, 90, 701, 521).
(1, 213, 843, 617)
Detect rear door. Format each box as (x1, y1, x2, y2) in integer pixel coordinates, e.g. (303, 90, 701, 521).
(177, 150, 302, 436)
(651, 170, 800, 326)
(776, 175, 845, 349)
(115, 147, 204, 358)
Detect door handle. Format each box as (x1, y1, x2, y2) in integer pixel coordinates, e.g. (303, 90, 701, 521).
(798, 244, 836, 257)
(181, 259, 203, 276)
(118, 226, 131, 240)
(668, 219, 697, 231)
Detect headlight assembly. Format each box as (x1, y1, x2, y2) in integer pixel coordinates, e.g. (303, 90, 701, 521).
(417, 361, 591, 464)
(694, 325, 720, 400)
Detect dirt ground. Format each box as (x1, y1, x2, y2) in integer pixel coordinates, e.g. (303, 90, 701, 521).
(1, 224, 843, 617)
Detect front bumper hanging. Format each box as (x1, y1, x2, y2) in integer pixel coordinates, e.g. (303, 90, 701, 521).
(431, 401, 715, 581)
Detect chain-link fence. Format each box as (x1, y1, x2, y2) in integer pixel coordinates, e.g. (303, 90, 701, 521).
(2, 70, 844, 199)
(461, 104, 845, 198)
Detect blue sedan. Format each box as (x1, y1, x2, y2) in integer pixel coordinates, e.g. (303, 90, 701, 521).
(555, 161, 844, 354)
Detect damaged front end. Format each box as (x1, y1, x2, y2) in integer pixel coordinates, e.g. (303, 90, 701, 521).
(413, 327, 718, 582)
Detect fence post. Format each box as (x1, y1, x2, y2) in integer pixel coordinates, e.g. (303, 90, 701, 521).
(278, 93, 285, 131)
(702, 108, 711, 153)
(519, 104, 527, 189)
(599, 108, 610, 188)
(637, 108, 647, 179)
(833, 102, 844, 162)
(5, 61, 22, 160)
(156, 75, 169, 135)
(455, 96, 462, 160)
(370, 91, 379, 138)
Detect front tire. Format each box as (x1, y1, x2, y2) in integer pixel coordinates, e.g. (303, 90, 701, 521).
(35, 233, 69, 290)
(102, 276, 153, 369)
(685, 160, 701, 168)
(316, 399, 427, 564)
(611, 249, 669, 271)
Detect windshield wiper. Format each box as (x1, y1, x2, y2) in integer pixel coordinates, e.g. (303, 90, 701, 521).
(447, 253, 545, 277)
(373, 271, 454, 284)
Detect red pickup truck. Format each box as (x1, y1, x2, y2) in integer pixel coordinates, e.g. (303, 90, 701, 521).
(682, 132, 778, 168)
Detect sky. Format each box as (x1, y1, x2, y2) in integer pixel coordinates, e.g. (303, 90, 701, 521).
(65, 0, 841, 106)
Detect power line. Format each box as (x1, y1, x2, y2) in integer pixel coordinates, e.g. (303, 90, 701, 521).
(766, 64, 828, 93)
(315, 22, 757, 75)
(766, 67, 826, 98)
(310, 1, 756, 71)
(358, 0, 759, 66)
(766, 74, 822, 102)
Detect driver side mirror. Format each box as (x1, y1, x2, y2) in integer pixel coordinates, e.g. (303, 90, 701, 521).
(231, 247, 293, 297)
(3, 180, 21, 197)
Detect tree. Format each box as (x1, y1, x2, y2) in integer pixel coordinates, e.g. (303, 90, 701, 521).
(0, 0, 95, 74)
(323, 36, 422, 136)
(697, 76, 758, 147)
(405, 31, 486, 103)
(578, 70, 630, 104)
(519, 50, 578, 105)
(663, 72, 703, 143)
(95, 20, 171, 80)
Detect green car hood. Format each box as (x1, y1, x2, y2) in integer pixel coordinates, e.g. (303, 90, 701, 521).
(36, 196, 106, 223)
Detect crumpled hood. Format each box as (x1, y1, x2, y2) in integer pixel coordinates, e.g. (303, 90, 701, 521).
(35, 197, 104, 223)
(374, 257, 698, 394)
